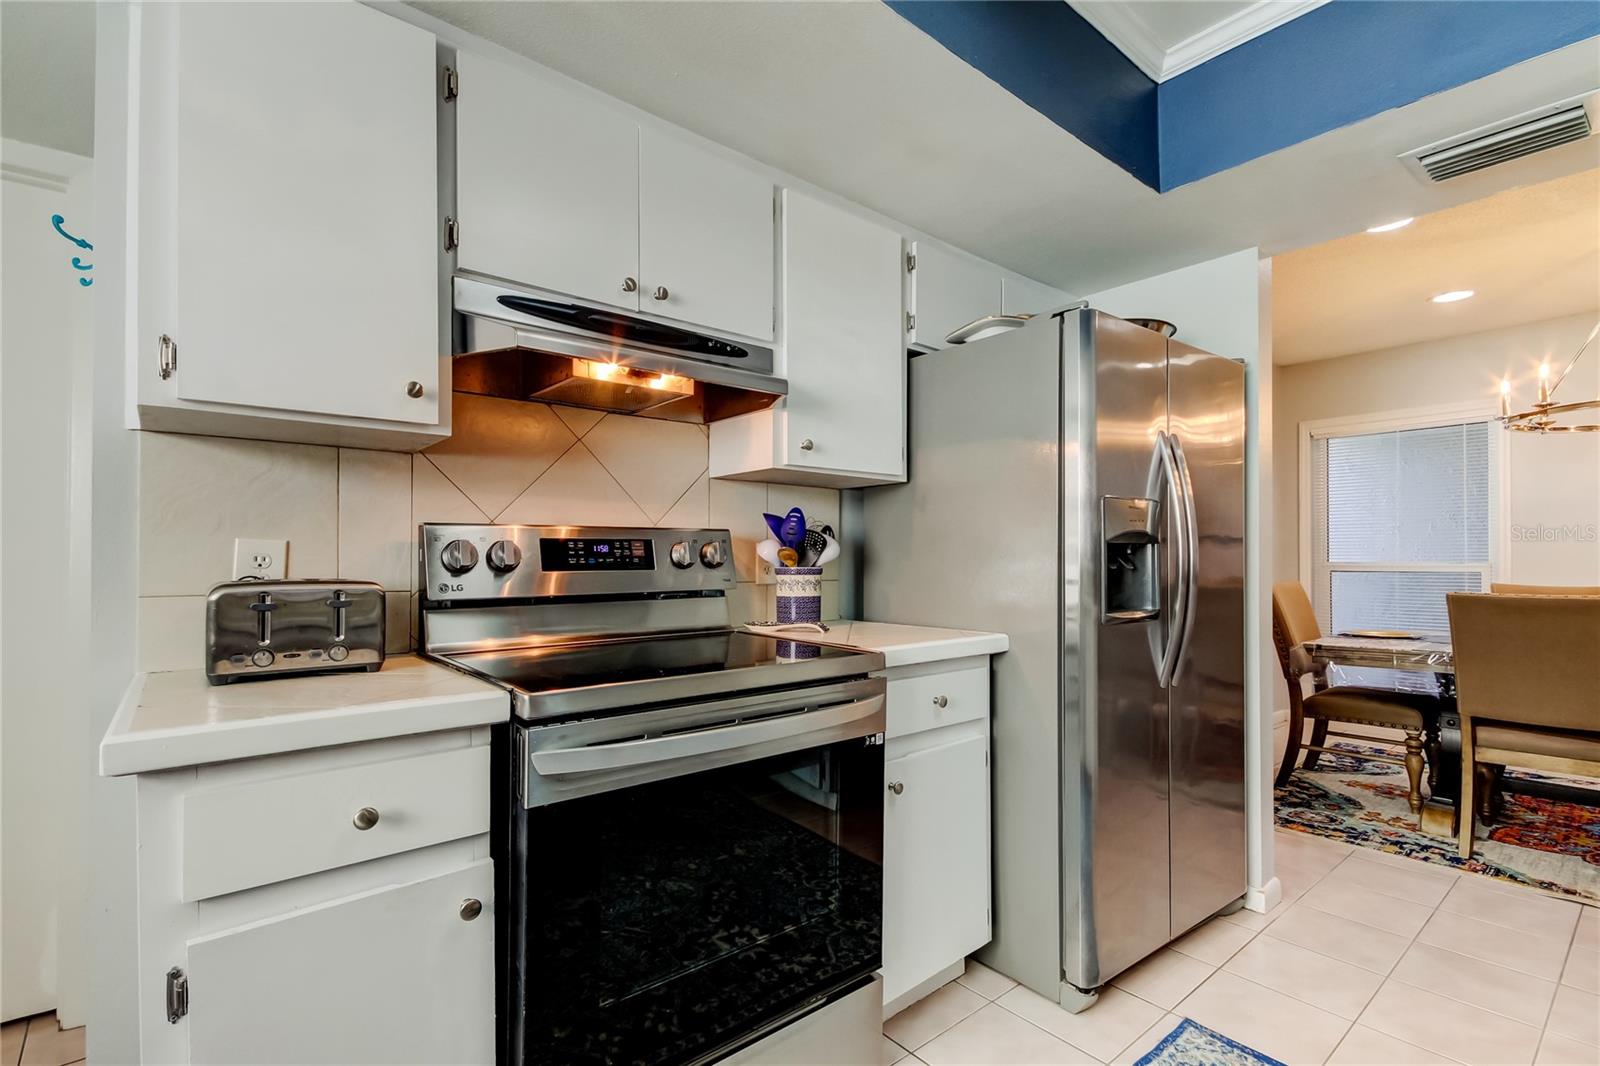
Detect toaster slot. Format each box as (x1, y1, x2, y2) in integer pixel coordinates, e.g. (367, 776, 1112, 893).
(249, 592, 277, 645)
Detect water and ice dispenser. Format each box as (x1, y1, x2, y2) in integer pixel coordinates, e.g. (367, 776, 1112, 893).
(1100, 496, 1160, 623)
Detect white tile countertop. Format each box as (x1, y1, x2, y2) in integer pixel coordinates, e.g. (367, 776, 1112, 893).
(813, 619, 1008, 669)
(99, 655, 506, 776)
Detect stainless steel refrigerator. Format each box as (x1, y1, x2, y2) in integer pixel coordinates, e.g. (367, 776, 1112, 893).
(864, 308, 1246, 1011)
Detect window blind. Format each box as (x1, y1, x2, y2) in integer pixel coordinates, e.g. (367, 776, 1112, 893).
(1310, 421, 1493, 639)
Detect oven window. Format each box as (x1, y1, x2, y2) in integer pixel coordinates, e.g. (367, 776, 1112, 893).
(518, 737, 882, 1066)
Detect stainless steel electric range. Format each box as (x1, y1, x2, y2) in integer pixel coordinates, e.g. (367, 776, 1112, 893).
(418, 524, 887, 1066)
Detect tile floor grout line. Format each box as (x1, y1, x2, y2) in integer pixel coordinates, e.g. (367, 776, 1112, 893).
(1532, 912, 1592, 1061)
(984, 991, 1106, 1063)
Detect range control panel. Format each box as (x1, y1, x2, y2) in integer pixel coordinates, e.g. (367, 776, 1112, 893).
(419, 524, 735, 602)
(541, 537, 655, 572)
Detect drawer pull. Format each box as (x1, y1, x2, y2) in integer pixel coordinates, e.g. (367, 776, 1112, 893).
(887, 781, 904, 795)
(932, 695, 949, 708)
(352, 806, 380, 831)
(460, 898, 483, 921)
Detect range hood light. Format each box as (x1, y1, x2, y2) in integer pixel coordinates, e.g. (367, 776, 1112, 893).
(570, 357, 694, 397)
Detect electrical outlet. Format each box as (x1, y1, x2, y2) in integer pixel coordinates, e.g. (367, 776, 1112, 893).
(233, 538, 287, 581)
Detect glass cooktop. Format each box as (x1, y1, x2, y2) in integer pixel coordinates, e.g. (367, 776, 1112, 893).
(441, 629, 881, 721)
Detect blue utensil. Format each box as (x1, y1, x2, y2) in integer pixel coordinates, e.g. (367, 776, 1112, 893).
(781, 508, 806, 549)
(763, 513, 786, 542)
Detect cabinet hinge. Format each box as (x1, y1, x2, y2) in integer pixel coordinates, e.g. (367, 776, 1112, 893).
(444, 216, 460, 252)
(442, 65, 459, 102)
(905, 251, 917, 273)
(905, 312, 916, 333)
(158, 334, 177, 380)
(166, 967, 189, 1024)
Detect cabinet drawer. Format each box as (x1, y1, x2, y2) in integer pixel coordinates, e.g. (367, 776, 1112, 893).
(886, 663, 988, 739)
(182, 745, 489, 901)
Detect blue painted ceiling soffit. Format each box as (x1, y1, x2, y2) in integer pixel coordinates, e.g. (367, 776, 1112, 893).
(885, 0, 1600, 194)
(883, 0, 1161, 190)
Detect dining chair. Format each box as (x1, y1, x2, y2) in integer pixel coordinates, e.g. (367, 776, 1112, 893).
(1491, 583, 1600, 595)
(1448, 592, 1600, 859)
(1272, 581, 1443, 812)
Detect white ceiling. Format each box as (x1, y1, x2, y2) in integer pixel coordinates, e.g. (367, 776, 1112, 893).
(1273, 168, 1600, 364)
(0, 1, 95, 157)
(1068, 0, 1326, 82)
(405, 1, 1600, 298)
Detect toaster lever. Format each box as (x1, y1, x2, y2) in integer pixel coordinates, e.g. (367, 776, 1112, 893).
(249, 593, 277, 645)
(325, 590, 353, 643)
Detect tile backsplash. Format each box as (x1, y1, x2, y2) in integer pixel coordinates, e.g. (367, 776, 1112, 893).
(136, 394, 840, 672)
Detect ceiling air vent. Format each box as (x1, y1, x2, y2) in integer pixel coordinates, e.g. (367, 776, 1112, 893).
(1401, 95, 1597, 183)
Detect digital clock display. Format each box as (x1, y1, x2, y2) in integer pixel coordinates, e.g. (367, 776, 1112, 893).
(539, 537, 655, 571)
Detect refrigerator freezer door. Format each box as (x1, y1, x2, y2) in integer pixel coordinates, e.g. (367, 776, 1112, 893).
(1165, 343, 1248, 938)
(1068, 312, 1173, 990)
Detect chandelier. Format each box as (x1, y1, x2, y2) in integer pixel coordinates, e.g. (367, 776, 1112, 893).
(1499, 321, 1600, 433)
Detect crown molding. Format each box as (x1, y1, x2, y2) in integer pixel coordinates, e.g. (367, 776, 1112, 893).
(1070, 1, 1327, 83)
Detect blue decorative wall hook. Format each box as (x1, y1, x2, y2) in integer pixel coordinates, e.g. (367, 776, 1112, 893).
(52, 214, 94, 286)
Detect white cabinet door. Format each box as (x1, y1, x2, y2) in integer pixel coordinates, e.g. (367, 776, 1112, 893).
(883, 734, 990, 1006)
(172, 2, 439, 424)
(910, 241, 1002, 351)
(780, 191, 905, 479)
(1002, 271, 1074, 317)
(640, 129, 774, 340)
(456, 53, 639, 312)
(186, 858, 494, 1065)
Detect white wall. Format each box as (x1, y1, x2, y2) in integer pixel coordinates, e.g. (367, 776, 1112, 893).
(1274, 311, 1600, 598)
(1089, 248, 1280, 915)
(1, 139, 93, 1025)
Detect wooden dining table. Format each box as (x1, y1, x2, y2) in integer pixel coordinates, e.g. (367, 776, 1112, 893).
(1300, 634, 1462, 837)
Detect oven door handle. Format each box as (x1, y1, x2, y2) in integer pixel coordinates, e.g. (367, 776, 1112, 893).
(530, 694, 885, 777)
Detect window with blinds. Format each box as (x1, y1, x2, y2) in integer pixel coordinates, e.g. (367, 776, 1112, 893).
(1310, 421, 1494, 646)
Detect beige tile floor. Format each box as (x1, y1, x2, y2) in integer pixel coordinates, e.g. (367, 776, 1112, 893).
(883, 830, 1600, 1066)
(0, 1013, 84, 1066)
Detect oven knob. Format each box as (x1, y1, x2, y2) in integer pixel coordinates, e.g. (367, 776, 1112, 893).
(440, 538, 479, 575)
(699, 541, 727, 569)
(487, 539, 522, 574)
(669, 541, 694, 569)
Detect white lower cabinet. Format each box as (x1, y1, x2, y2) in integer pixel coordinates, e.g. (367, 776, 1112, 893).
(187, 860, 493, 1066)
(134, 729, 495, 1065)
(881, 660, 992, 1014)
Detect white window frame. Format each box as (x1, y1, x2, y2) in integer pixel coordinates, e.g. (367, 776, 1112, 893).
(1298, 400, 1507, 632)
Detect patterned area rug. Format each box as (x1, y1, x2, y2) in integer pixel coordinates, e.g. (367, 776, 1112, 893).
(1276, 741, 1600, 903)
(1135, 1018, 1285, 1066)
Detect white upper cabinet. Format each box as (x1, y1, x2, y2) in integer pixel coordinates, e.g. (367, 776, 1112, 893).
(908, 240, 1003, 351)
(1002, 271, 1075, 317)
(456, 54, 641, 312)
(640, 129, 775, 341)
(171, 2, 440, 426)
(710, 191, 904, 487)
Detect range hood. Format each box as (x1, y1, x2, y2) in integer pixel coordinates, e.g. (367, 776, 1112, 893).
(452, 277, 786, 424)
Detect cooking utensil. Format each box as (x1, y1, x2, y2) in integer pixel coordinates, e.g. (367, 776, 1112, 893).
(777, 546, 799, 567)
(799, 528, 828, 566)
(780, 508, 806, 550)
(756, 538, 783, 567)
(816, 533, 839, 566)
(762, 513, 786, 542)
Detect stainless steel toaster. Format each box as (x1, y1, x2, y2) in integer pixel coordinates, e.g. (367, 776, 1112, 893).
(206, 580, 385, 684)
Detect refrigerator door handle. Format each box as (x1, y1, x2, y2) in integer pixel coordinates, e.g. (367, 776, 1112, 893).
(1167, 433, 1201, 684)
(1145, 431, 1188, 688)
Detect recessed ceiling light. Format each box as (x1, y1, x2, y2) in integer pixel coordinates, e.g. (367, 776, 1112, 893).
(1366, 217, 1414, 233)
(1431, 290, 1475, 303)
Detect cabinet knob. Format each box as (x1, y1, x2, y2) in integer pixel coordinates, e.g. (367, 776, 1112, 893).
(352, 806, 380, 830)
(652, 286, 670, 301)
(799, 438, 815, 451)
(622, 277, 638, 293)
(459, 898, 483, 922)
(405, 381, 425, 399)
(932, 695, 949, 708)
(887, 781, 904, 795)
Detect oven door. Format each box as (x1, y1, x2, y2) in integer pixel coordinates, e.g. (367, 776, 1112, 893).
(509, 677, 885, 1066)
